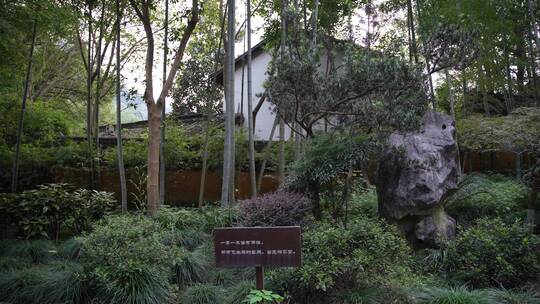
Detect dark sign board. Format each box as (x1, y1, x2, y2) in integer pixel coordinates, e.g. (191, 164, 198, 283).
(213, 226, 302, 268)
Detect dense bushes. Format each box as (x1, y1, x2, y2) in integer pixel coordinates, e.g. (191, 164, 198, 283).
(238, 191, 310, 227)
(445, 173, 529, 226)
(443, 218, 540, 288)
(0, 183, 115, 239)
(80, 213, 176, 303)
(269, 216, 414, 303)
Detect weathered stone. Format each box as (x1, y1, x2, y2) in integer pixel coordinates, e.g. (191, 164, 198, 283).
(415, 208, 456, 246)
(377, 112, 458, 245)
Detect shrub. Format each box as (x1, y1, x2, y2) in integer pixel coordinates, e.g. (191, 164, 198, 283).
(269, 216, 413, 303)
(443, 218, 540, 288)
(238, 191, 310, 227)
(301, 217, 412, 291)
(0, 183, 116, 239)
(156, 205, 235, 233)
(181, 283, 224, 304)
(415, 286, 495, 304)
(445, 174, 528, 226)
(348, 185, 378, 218)
(79, 213, 176, 303)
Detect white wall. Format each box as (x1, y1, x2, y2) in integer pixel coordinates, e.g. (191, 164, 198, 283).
(225, 48, 344, 141)
(233, 52, 292, 141)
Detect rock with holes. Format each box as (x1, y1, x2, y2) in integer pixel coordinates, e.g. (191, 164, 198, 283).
(377, 112, 459, 246)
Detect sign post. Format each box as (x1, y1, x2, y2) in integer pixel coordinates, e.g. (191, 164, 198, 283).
(213, 226, 302, 290)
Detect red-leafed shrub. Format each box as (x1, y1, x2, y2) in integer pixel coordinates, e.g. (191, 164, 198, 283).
(238, 191, 310, 227)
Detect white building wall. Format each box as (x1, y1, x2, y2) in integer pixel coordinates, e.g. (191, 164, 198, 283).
(232, 52, 292, 141)
(225, 48, 344, 141)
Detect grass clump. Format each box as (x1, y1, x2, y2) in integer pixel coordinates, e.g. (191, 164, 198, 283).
(415, 286, 494, 304)
(181, 283, 224, 304)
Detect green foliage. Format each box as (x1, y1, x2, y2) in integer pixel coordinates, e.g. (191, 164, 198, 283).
(266, 36, 428, 140)
(181, 283, 224, 304)
(458, 108, 540, 151)
(348, 185, 378, 218)
(443, 218, 540, 288)
(415, 286, 494, 304)
(224, 281, 255, 304)
(244, 289, 284, 304)
(172, 247, 207, 288)
(0, 183, 116, 239)
(490, 288, 540, 304)
(0, 256, 32, 271)
(300, 217, 413, 291)
(1, 239, 56, 264)
(269, 216, 413, 303)
(445, 173, 529, 226)
(155, 205, 235, 234)
(0, 261, 87, 304)
(287, 132, 373, 189)
(79, 213, 175, 303)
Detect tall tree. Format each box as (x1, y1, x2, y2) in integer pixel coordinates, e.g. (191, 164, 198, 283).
(86, 2, 94, 187)
(94, 0, 105, 190)
(406, 0, 418, 63)
(115, 0, 127, 212)
(159, 0, 169, 206)
(128, 0, 199, 216)
(246, 0, 257, 197)
(11, 20, 37, 192)
(221, 0, 235, 205)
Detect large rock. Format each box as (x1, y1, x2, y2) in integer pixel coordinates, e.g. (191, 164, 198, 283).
(377, 112, 459, 246)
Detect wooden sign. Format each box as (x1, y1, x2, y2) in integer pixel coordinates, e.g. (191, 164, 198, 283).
(213, 226, 302, 268)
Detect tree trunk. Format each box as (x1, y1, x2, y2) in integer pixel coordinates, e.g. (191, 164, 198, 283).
(311, 0, 318, 49)
(308, 181, 322, 220)
(198, 115, 211, 208)
(86, 4, 94, 188)
(147, 104, 163, 215)
(11, 20, 37, 193)
(504, 46, 514, 113)
(95, 1, 105, 190)
(415, 0, 436, 108)
(515, 39, 526, 95)
(200, 1, 226, 208)
(445, 69, 461, 176)
(279, 117, 285, 183)
(116, 0, 127, 212)
(407, 0, 418, 64)
(462, 73, 468, 114)
(528, 39, 539, 107)
(221, 0, 235, 205)
(528, 0, 540, 59)
(246, 0, 257, 197)
(159, 0, 169, 206)
(257, 116, 278, 193)
(479, 65, 490, 116)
